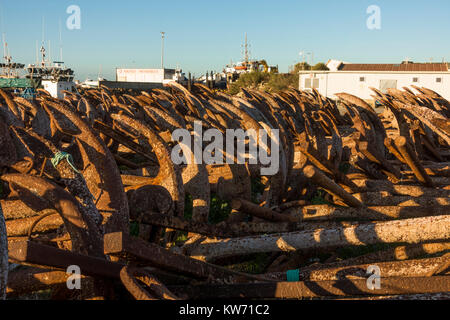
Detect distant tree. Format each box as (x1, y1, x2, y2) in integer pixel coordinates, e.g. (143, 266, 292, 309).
(292, 62, 311, 74)
(312, 62, 329, 71)
(266, 73, 298, 92)
(228, 71, 298, 95)
(228, 71, 270, 95)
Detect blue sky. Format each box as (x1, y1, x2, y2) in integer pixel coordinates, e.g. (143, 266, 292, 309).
(0, 0, 449, 80)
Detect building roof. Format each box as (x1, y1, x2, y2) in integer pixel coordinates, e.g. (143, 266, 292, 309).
(339, 63, 448, 72)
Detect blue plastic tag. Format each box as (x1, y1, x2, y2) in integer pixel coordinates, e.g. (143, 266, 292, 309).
(286, 269, 300, 282)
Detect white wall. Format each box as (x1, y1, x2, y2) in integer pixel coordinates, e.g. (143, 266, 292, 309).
(42, 81, 76, 99)
(117, 69, 165, 83)
(299, 71, 450, 101)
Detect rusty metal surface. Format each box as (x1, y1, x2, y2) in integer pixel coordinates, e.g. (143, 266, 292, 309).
(231, 198, 299, 223)
(170, 276, 450, 299)
(265, 255, 450, 282)
(119, 266, 178, 300)
(2, 174, 103, 257)
(186, 215, 450, 261)
(6, 267, 85, 298)
(104, 231, 270, 282)
(134, 212, 305, 237)
(0, 117, 17, 167)
(6, 211, 63, 237)
(0, 84, 448, 300)
(8, 240, 124, 279)
(44, 101, 129, 235)
(0, 202, 7, 299)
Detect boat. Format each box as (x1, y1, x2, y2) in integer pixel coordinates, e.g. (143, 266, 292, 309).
(25, 45, 77, 99)
(0, 40, 77, 99)
(0, 51, 38, 92)
(80, 77, 107, 88)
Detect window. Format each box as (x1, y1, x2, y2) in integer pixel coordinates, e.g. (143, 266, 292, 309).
(312, 78, 319, 89)
(304, 79, 311, 89)
(304, 78, 319, 89)
(379, 80, 397, 93)
(436, 77, 442, 83)
(359, 77, 366, 82)
(413, 77, 419, 83)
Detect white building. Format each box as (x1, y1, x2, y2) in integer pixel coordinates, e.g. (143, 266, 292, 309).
(42, 80, 77, 99)
(116, 68, 186, 85)
(298, 60, 450, 101)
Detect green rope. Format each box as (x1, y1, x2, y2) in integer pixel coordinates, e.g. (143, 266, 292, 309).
(51, 152, 80, 173)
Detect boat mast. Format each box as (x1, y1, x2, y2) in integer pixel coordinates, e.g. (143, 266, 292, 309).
(40, 45, 46, 68)
(48, 40, 51, 64)
(40, 16, 46, 67)
(2, 33, 5, 63)
(2, 33, 11, 77)
(59, 19, 63, 62)
(36, 40, 39, 64)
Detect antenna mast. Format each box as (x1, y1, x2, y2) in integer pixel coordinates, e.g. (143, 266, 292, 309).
(161, 31, 165, 69)
(36, 40, 38, 64)
(59, 19, 63, 62)
(243, 33, 249, 64)
(42, 16, 45, 46)
(48, 40, 51, 64)
(2, 33, 12, 77)
(40, 44, 46, 67)
(2, 33, 6, 63)
(40, 16, 46, 67)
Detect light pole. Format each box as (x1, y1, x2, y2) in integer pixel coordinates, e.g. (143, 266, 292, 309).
(299, 51, 304, 70)
(161, 31, 165, 69)
(306, 52, 311, 66)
